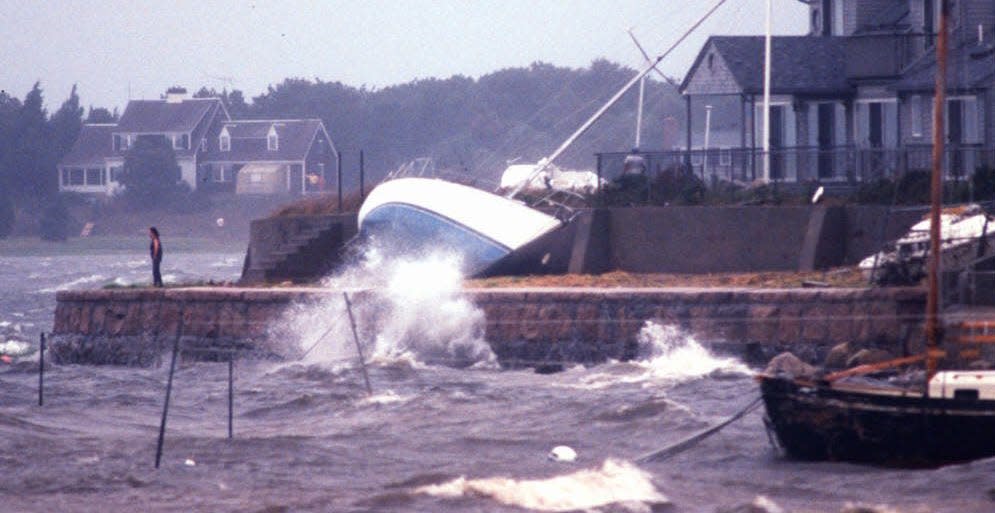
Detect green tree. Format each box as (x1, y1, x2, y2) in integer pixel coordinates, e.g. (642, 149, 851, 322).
(47, 85, 84, 194)
(9, 83, 49, 198)
(119, 136, 187, 209)
(39, 196, 71, 241)
(85, 106, 117, 123)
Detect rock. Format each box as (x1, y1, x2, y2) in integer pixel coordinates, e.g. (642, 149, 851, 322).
(823, 342, 852, 369)
(764, 352, 817, 378)
(845, 348, 893, 368)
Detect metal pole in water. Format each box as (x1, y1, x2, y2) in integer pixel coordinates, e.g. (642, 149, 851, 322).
(227, 355, 234, 440)
(342, 292, 373, 396)
(38, 333, 45, 406)
(155, 320, 183, 468)
(337, 151, 343, 213)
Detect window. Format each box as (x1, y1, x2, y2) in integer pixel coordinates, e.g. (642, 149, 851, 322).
(219, 131, 230, 152)
(211, 165, 233, 182)
(85, 168, 104, 186)
(70, 168, 85, 185)
(173, 133, 189, 150)
(114, 134, 131, 151)
(109, 166, 123, 182)
(910, 95, 923, 137)
(267, 125, 279, 151)
(60, 169, 69, 186)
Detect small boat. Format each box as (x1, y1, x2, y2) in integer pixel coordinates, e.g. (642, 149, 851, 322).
(759, 7, 995, 467)
(356, 176, 574, 277)
(758, 370, 995, 466)
(858, 204, 995, 283)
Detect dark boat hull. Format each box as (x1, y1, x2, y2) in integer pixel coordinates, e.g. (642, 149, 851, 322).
(759, 375, 995, 466)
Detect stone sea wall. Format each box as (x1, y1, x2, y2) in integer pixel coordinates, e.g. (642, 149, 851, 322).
(52, 287, 926, 366)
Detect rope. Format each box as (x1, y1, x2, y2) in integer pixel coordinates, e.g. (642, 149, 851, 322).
(635, 395, 763, 463)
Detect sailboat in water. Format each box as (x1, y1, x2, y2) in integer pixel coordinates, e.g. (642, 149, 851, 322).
(757, 1, 995, 467)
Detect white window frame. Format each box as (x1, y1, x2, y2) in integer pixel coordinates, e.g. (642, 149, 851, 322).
(719, 148, 732, 166)
(267, 125, 279, 151)
(220, 133, 230, 152)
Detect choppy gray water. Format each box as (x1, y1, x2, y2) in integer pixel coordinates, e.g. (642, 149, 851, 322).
(1, 244, 994, 513)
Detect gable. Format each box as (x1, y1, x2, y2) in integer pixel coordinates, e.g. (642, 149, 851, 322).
(681, 41, 744, 95)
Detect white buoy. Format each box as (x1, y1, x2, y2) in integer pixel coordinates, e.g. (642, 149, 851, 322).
(548, 445, 577, 463)
(216, 217, 225, 228)
(184, 458, 196, 466)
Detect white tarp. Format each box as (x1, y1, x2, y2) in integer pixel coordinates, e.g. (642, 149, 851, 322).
(499, 163, 601, 194)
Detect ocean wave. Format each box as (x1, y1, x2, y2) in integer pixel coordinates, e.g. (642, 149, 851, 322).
(415, 458, 667, 512)
(38, 274, 108, 293)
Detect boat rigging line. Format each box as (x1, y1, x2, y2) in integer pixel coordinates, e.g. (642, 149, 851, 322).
(505, 0, 731, 200)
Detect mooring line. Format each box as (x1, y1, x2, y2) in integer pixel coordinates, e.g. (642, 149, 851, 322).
(636, 395, 763, 463)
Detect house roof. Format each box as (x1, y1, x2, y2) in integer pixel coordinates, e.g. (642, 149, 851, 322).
(59, 124, 115, 167)
(202, 119, 329, 162)
(116, 98, 220, 133)
(893, 44, 995, 92)
(681, 36, 852, 96)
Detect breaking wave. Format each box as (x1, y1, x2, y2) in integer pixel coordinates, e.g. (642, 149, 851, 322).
(415, 458, 667, 512)
(634, 321, 750, 381)
(273, 245, 495, 368)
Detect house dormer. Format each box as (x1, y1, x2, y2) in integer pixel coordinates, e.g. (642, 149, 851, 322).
(219, 126, 231, 152)
(267, 124, 279, 151)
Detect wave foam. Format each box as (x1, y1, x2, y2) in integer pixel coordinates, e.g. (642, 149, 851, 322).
(274, 247, 495, 369)
(415, 459, 667, 512)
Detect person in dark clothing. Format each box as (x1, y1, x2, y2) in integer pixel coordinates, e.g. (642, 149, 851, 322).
(149, 227, 164, 287)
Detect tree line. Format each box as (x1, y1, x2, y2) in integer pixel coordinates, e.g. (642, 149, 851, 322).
(0, 60, 688, 237)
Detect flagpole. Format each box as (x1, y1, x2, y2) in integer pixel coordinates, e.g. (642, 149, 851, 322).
(761, 0, 773, 182)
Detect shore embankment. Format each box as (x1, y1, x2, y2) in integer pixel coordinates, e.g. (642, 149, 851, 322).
(52, 286, 926, 366)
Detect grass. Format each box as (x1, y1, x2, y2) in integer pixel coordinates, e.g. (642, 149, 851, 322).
(465, 268, 870, 289)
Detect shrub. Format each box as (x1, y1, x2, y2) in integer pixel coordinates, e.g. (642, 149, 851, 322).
(39, 197, 72, 241)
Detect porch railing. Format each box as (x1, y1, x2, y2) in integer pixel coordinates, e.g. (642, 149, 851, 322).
(596, 145, 993, 187)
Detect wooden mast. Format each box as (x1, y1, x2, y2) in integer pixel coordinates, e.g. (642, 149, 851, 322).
(926, 0, 949, 380)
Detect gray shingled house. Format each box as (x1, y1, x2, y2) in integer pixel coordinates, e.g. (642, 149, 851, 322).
(602, 0, 995, 188)
(58, 89, 338, 196)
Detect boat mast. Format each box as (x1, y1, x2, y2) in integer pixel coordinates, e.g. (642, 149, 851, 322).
(926, 0, 949, 380)
(761, 0, 773, 182)
(505, 0, 729, 200)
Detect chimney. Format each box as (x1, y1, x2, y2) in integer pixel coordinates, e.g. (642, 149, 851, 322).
(164, 86, 188, 104)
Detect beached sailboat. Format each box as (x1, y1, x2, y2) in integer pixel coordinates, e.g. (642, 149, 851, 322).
(356, 0, 730, 278)
(758, 1, 995, 467)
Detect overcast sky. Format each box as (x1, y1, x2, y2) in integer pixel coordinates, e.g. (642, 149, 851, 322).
(1, 0, 808, 111)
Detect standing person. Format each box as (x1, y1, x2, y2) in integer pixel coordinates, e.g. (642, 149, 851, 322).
(149, 227, 164, 287)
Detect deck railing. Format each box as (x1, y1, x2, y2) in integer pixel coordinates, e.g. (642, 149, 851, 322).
(596, 145, 993, 187)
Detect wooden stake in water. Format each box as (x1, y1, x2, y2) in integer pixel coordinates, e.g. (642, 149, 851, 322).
(227, 356, 234, 440)
(342, 292, 373, 396)
(155, 319, 183, 469)
(38, 333, 45, 406)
